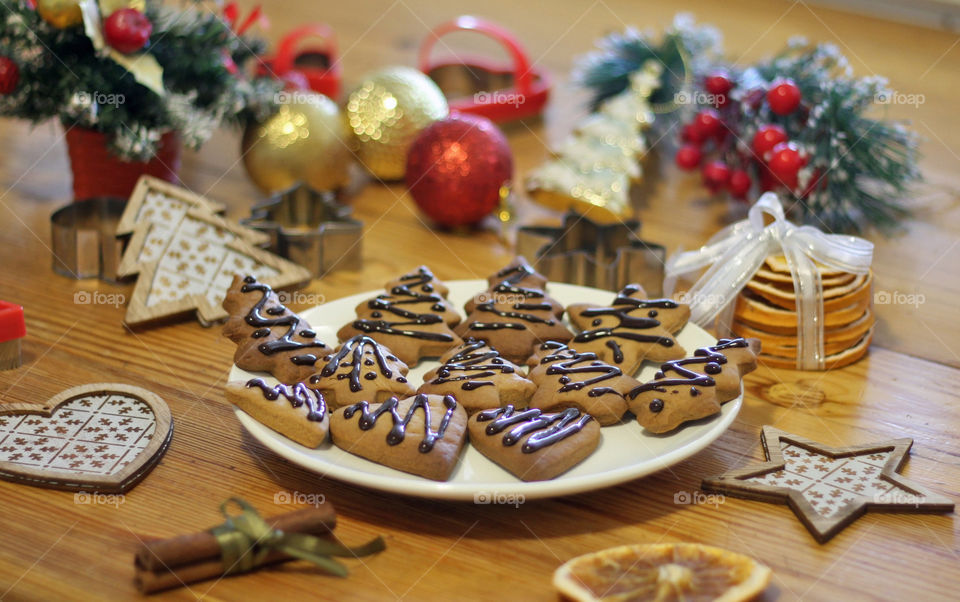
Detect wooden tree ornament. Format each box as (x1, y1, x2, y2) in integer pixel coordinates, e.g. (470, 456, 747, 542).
(0, 383, 173, 493)
(117, 177, 311, 327)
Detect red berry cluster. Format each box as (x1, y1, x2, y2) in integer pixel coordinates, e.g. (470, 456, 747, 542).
(674, 74, 807, 201)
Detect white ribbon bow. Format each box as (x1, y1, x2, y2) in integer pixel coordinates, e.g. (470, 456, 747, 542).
(664, 192, 874, 370)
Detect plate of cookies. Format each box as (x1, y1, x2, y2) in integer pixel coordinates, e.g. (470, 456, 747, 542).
(223, 259, 759, 500)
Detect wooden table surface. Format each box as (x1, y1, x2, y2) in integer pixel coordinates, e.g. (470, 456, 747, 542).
(1, 1, 958, 600)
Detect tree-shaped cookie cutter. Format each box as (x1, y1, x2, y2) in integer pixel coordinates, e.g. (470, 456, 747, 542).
(242, 184, 363, 278)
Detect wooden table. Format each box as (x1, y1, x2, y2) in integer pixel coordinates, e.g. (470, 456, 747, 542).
(1, 1, 958, 600)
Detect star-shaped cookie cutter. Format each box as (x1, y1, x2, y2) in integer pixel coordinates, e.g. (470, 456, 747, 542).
(242, 184, 363, 278)
(516, 211, 665, 294)
(702, 426, 954, 543)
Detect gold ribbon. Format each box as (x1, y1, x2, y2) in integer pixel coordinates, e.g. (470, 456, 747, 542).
(210, 498, 385, 577)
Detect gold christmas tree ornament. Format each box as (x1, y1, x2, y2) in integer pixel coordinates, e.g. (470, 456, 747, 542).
(345, 66, 448, 181)
(36, 0, 84, 29)
(242, 93, 353, 194)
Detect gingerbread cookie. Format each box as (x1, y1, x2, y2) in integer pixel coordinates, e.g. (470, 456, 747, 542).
(384, 265, 451, 299)
(468, 405, 600, 481)
(330, 393, 467, 481)
(307, 335, 415, 408)
(225, 379, 328, 447)
(223, 275, 329, 384)
(527, 342, 637, 426)
(566, 284, 689, 373)
(464, 257, 563, 316)
(354, 279, 461, 328)
(627, 338, 760, 434)
(418, 339, 537, 414)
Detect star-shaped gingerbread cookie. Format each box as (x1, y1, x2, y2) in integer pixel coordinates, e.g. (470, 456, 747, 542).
(627, 338, 759, 433)
(702, 426, 955, 543)
(567, 284, 690, 374)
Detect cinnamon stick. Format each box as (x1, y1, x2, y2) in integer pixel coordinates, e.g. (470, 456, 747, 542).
(134, 535, 341, 594)
(134, 504, 337, 573)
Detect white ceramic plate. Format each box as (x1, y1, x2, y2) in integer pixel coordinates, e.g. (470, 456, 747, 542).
(231, 280, 741, 500)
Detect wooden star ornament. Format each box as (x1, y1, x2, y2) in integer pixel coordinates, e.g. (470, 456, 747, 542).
(702, 426, 954, 543)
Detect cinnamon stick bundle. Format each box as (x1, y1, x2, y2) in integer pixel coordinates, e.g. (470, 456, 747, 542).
(134, 504, 337, 594)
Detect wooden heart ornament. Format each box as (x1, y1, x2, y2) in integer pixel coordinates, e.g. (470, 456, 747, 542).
(0, 384, 173, 493)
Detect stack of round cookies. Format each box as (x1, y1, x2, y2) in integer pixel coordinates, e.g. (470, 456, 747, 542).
(729, 255, 874, 369)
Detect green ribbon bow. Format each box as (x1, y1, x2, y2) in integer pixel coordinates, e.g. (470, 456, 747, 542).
(210, 498, 385, 577)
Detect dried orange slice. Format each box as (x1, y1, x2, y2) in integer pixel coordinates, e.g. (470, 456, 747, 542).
(553, 543, 771, 602)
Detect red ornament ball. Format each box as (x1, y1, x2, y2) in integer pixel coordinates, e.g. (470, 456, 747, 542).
(693, 109, 724, 139)
(681, 123, 706, 146)
(727, 169, 752, 199)
(767, 78, 801, 115)
(104, 9, 153, 54)
(0, 56, 19, 95)
(751, 124, 788, 161)
(675, 144, 702, 171)
(406, 113, 512, 228)
(701, 160, 730, 192)
(704, 71, 733, 107)
(767, 142, 805, 189)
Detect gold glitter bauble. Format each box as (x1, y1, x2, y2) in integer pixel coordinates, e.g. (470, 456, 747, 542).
(36, 0, 84, 29)
(241, 93, 353, 194)
(346, 66, 448, 180)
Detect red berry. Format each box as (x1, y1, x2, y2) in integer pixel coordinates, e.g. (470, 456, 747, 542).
(0, 56, 19, 95)
(768, 142, 805, 189)
(674, 144, 702, 170)
(704, 71, 733, 107)
(693, 109, 723, 139)
(681, 123, 706, 146)
(767, 78, 802, 115)
(104, 9, 152, 54)
(751, 124, 788, 161)
(727, 169, 752, 199)
(701, 160, 730, 192)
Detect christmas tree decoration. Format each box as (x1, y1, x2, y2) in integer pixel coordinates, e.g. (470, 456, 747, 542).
(241, 93, 352, 194)
(418, 15, 551, 123)
(345, 66, 448, 180)
(103, 7, 152, 54)
(526, 62, 661, 222)
(241, 184, 363, 277)
(0, 56, 19, 95)
(0, 1, 279, 197)
(0, 383, 172, 493)
(405, 113, 512, 227)
(575, 18, 919, 233)
(666, 193, 874, 370)
(115, 177, 311, 327)
(36, 0, 83, 29)
(703, 426, 955, 543)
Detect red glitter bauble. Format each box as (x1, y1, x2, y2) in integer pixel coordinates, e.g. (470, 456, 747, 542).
(406, 113, 512, 227)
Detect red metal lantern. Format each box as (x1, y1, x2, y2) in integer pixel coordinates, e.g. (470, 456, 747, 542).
(258, 24, 342, 99)
(419, 15, 550, 123)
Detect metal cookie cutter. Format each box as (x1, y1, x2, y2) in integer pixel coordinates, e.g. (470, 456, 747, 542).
(242, 184, 363, 278)
(516, 211, 666, 295)
(50, 197, 127, 282)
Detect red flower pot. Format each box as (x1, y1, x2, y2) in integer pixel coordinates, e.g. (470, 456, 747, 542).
(64, 127, 182, 200)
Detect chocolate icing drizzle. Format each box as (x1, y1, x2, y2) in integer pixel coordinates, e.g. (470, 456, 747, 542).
(246, 378, 326, 421)
(572, 285, 680, 351)
(350, 268, 454, 342)
(466, 264, 558, 333)
(488, 261, 546, 300)
(429, 339, 516, 391)
(311, 335, 401, 392)
(476, 405, 593, 453)
(240, 276, 327, 366)
(342, 393, 458, 453)
(539, 342, 624, 397)
(627, 338, 750, 401)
